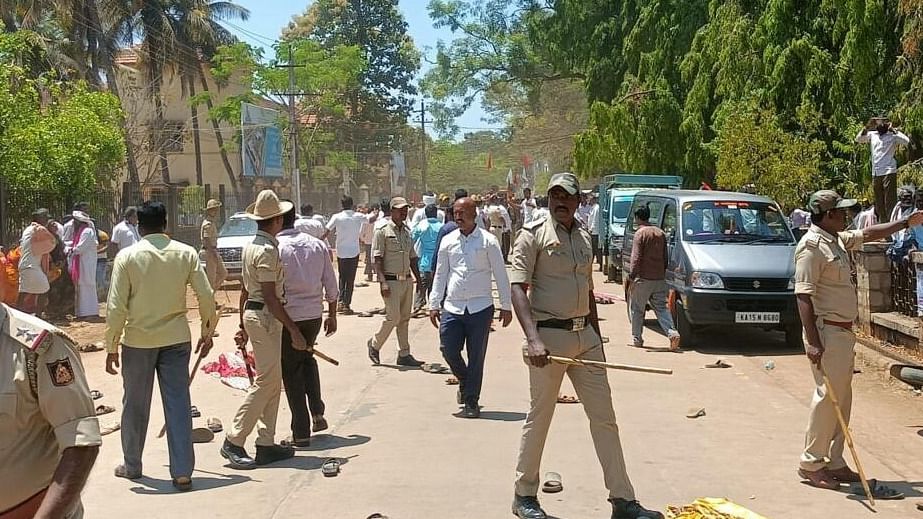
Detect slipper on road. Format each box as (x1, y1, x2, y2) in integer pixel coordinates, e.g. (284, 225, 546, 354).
(445, 377, 459, 385)
(322, 458, 340, 477)
(95, 405, 116, 416)
(557, 395, 579, 404)
(686, 407, 707, 419)
(90, 390, 103, 400)
(192, 427, 215, 443)
(705, 360, 732, 369)
(542, 472, 563, 493)
(863, 479, 905, 500)
(190, 405, 201, 418)
(207, 417, 223, 433)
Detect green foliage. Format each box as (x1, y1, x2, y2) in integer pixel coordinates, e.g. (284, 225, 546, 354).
(0, 33, 125, 196)
(715, 107, 824, 210)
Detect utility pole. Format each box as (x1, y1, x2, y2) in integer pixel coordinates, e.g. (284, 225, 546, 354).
(287, 43, 302, 211)
(420, 99, 427, 193)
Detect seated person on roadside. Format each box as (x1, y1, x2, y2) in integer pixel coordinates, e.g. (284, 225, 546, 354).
(795, 189, 923, 490)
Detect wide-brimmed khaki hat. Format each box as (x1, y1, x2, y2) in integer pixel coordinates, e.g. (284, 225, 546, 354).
(245, 189, 293, 221)
(205, 199, 222, 211)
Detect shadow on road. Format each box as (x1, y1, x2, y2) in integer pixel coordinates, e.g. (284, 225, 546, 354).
(304, 433, 371, 451)
(464, 411, 526, 422)
(129, 471, 250, 494)
(691, 327, 802, 357)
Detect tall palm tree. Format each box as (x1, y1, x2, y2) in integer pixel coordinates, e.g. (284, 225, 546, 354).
(171, 0, 248, 189)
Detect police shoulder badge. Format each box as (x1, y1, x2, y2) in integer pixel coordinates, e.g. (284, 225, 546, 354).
(46, 358, 75, 386)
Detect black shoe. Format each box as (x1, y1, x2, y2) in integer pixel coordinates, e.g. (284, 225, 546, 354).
(512, 495, 547, 519)
(172, 476, 192, 492)
(610, 498, 664, 519)
(396, 354, 424, 367)
(220, 439, 256, 470)
(255, 444, 296, 466)
(367, 339, 380, 365)
(463, 403, 480, 419)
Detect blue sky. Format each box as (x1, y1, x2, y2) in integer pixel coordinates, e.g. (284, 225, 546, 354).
(226, 0, 499, 135)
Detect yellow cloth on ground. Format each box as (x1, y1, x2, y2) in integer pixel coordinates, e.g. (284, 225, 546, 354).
(667, 498, 768, 519)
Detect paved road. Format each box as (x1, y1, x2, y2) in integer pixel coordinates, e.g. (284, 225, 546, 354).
(79, 272, 923, 518)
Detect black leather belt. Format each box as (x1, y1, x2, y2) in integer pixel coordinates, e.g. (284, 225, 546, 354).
(383, 273, 411, 281)
(244, 300, 264, 311)
(537, 315, 590, 332)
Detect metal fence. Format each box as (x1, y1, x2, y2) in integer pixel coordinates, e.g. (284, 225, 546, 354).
(891, 260, 917, 317)
(0, 182, 259, 250)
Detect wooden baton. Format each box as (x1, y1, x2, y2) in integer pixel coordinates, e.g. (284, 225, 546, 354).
(312, 347, 339, 366)
(548, 355, 673, 375)
(820, 365, 875, 507)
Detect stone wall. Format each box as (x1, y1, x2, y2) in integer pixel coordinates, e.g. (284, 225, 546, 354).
(856, 241, 892, 335)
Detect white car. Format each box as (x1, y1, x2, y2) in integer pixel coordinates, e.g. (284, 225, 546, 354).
(209, 212, 257, 281)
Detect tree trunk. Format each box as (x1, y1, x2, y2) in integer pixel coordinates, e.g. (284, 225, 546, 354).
(198, 63, 238, 194)
(188, 76, 204, 185)
(151, 81, 171, 184)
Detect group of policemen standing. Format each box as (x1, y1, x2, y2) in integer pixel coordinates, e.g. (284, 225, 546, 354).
(5, 171, 920, 518)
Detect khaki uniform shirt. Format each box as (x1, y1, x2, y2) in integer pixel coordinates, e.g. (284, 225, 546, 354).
(0, 305, 101, 513)
(242, 230, 284, 303)
(201, 218, 218, 250)
(510, 217, 595, 321)
(794, 225, 864, 323)
(372, 220, 417, 275)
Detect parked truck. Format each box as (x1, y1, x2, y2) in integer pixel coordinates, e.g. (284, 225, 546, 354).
(597, 174, 683, 283)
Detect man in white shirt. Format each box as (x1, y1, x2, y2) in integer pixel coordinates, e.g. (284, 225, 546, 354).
(429, 197, 512, 419)
(587, 194, 602, 271)
(109, 206, 140, 258)
(533, 196, 550, 222)
(296, 204, 326, 239)
(485, 195, 512, 262)
(360, 204, 378, 283)
(411, 193, 446, 226)
(521, 188, 537, 225)
(857, 117, 911, 224)
(323, 196, 366, 314)
(373, 199, 392, 232)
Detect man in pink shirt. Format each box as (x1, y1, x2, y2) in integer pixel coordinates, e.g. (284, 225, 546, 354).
(277, 205, 339, 446)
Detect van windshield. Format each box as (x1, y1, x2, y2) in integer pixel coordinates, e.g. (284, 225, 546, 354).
(219, 217, 257, 238)
(611, 199, 632, 222)
(681, 201, 793, 243)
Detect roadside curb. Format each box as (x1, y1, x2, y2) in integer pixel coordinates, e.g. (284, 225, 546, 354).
(855, 334, 919, 385)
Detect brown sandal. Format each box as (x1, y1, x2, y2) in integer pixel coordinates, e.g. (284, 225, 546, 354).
(798, 468, 840, 490)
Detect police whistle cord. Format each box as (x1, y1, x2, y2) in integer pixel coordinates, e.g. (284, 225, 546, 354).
(157, 314, 219, 439)
(819, 364, 875, 507)
(548, 355, 672, 375)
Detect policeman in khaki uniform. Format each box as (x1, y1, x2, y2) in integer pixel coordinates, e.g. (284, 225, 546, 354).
(221, 190, 308, 470)
(509, 173, 661, 519)
(794, 190, 922, 490)
(367, 197, 425, 367)
(0, 304, 100, 518)
(202, 199, 227, 290)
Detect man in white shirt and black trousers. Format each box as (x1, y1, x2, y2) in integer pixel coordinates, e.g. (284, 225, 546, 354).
(429, 197, 512, 418)
(856, 117, 911, 224)
(323, 196, 366, 315)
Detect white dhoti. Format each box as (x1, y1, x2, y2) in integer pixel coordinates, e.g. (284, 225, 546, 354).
(18, 267, 49, 294)
(71, 226, 98, 317)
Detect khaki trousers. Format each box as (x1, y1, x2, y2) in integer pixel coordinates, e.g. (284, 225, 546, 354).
(228, 308, 283, 447)
(371, 279, 414, 356)
(800, 319, 855, 471)
(514, 327, 636, 500)
(204, 252, 227, 290)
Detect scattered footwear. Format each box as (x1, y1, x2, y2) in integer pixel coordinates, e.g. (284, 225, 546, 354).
(255, 444, 295, 466)
(864, 479, 905, 500)
(90, 390, 103, 400)
(113, 464, 141, 480)
(100, 421, 121, 436)
(797, 468, 840, 490)
(172, 476, 192, 492)
(827, 465, 860, 483)
(322, 458, 341, 477)
(445, 376, 459, 385)
(206, 417, 223, 433)
(190, 406, 201, 418)
(192, 427, 215, 444)
(281, 436, 311, 448)
(422, 362, 449, 374)
(705, 359, 732, 369)
(396, 354, 424, 367)
(610, 498, 664, 519)
(357, 311, 374, 318)
(355, 282, 369, 288)
(77, 343, 102, 353)
(313, 415, 329, 433)
(367, 339, 380, 365)
(685, 407, 706, 419)
(542, 472, 563, 494)
(220, 439, 256, 470)
(95, 404, 116, 416)
(556, 395, 579, 404)
(669, 335, 681, 351)
(512, 495, 547, 519)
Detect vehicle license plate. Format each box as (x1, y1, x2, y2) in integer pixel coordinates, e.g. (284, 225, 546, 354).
(735, 312, 780, 324)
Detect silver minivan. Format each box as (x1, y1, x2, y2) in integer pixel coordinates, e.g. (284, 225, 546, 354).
(622, 190, 800, 348)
